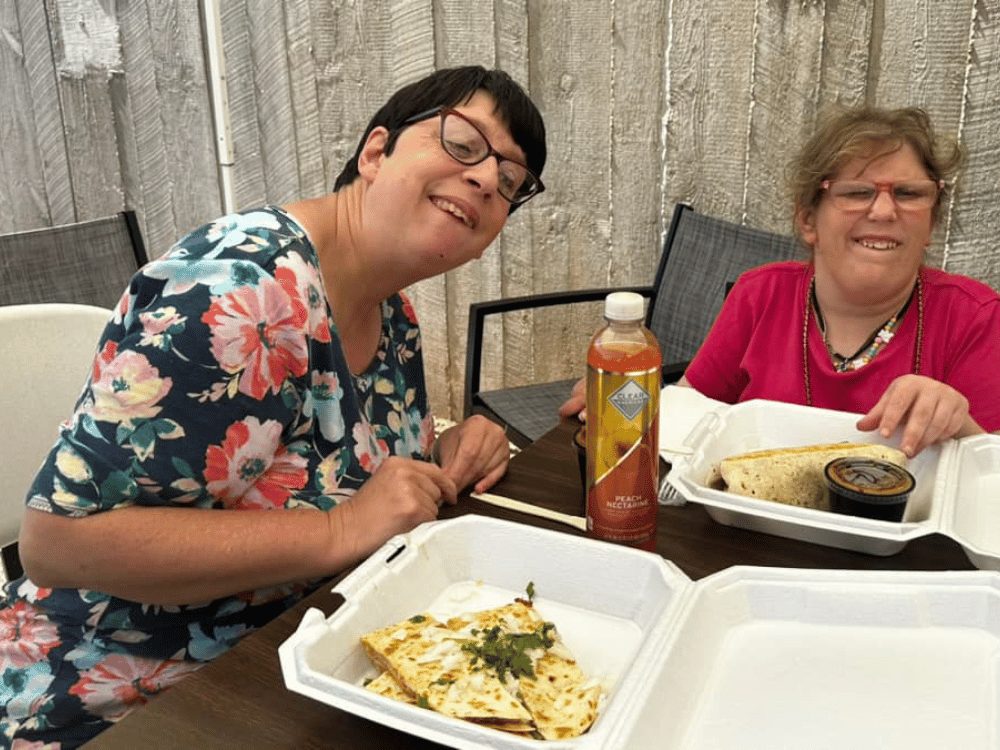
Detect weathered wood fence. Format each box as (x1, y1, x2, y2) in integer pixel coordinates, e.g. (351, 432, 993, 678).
(2, 0, 998, 419)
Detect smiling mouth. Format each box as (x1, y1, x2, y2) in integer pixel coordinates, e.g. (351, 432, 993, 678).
(430, 197, 475, 228)
(856, 238, 901, 250)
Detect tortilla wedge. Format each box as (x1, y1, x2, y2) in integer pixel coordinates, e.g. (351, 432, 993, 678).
(360, 599, 602, 739)
(361, 612, 533, 726)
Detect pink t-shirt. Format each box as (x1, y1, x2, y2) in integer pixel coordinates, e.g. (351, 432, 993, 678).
(685, 261, 1000, 432)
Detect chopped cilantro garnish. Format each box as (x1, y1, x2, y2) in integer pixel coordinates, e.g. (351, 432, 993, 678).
(433, 677, 456, 686)
(416, 694, 430, 709)
(526, 581, 536, 602)
(460, 623, 555, 683)
(408, 614, 426, 623)
(362, 677, 373, 687)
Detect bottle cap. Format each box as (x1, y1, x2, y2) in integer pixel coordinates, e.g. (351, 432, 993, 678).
(604, 292, 644, 321)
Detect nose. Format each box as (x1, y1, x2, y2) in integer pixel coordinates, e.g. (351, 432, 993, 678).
(462, 157, 500, 196)
(867, 185, 898, 219)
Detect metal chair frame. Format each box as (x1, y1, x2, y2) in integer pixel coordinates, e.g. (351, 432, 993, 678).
(464, 203, 801, 445)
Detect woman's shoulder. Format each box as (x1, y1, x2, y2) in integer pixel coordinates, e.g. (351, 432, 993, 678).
(136, 206, 321, 298)
(161, 206, 314, 267)
(923, 267, 1000, 308)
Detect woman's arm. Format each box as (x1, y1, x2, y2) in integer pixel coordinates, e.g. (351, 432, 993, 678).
(20, 455, 456, 604)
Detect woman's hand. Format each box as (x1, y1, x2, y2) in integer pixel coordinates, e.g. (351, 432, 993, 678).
(434, 415, 510, 494)
(558, 377, 587, 421)
(336, 456, 457, 561)
(856, 374, 984, 456)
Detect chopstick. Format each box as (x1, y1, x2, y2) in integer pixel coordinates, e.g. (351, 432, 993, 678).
(469, 492, 588, 531)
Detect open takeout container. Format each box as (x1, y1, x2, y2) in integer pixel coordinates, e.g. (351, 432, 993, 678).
(279, 516, 1000, 749)
(664, 398, 1000, 564)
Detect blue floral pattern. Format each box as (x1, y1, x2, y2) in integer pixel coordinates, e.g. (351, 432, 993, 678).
(0, 206, 434, 747)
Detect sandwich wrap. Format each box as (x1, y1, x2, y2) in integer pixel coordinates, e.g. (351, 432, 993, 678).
(708, 442, 908, 510)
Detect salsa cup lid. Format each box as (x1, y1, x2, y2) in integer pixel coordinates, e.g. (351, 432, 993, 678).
(824, 457, 916, 503)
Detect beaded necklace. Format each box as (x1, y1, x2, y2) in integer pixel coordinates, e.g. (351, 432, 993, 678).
(802, 272, 923, 406)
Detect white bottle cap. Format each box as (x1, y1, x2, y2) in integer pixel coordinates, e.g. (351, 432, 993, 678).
(604, 291, 644, 321)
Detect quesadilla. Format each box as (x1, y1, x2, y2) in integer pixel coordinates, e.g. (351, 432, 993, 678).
(361, 612, 533, 727)
(709, 442, 908, 510)
(360, 597, 601, 739)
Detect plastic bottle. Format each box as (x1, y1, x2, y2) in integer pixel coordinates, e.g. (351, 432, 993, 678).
(585, 292, 661, 551)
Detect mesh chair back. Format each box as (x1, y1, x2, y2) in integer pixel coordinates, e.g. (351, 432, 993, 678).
(0, 211, 147, 308)
(648, 205, 801, 367)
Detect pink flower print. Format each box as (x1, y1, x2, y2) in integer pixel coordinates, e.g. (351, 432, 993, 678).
(204, 417, 308, 509)
(275, 254, 331, 343)
(68, 654, 201, 721)
(92, 339, 117, 382)
(400, 292, 418, 325)
(0, 601, 61, 670)
(201, 277, 309, 400)
(419, 412, 435, 456)
(87, 347, 172, 426)
(352, 419, 389, 474)
(138, 306, 186, 348)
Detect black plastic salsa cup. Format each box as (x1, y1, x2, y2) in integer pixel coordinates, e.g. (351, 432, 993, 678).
(824, 457, 916, 522)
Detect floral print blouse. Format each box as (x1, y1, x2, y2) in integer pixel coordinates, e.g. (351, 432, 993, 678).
(0, 206, 434, 747)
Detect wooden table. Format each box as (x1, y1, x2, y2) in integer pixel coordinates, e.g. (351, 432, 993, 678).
(86, 420, 972, 748)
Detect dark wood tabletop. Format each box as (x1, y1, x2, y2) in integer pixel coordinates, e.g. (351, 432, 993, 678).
(85, 419, 973, 748)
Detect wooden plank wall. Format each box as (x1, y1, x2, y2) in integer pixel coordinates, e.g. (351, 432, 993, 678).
(1, 0, 998, 420)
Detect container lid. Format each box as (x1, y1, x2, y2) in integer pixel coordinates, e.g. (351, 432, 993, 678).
(824, 457, 915, 502)
(605, 291, 644, 321)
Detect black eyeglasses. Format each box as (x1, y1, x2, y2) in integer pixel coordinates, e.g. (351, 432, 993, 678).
(401, 106, 544, 205)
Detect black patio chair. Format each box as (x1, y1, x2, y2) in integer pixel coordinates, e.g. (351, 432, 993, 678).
(464, 202, 802, 445)
(0, 210, 148, 308)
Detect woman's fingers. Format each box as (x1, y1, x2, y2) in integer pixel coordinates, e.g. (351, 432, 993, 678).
(858, 375, 971, 456)
(558, 377, 587, 420)
(437, 416, 509, 492)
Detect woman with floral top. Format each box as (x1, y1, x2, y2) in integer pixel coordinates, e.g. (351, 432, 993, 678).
(1, 65, 546, 747)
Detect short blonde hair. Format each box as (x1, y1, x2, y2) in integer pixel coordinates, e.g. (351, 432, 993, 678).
(790, 106, 964, 236)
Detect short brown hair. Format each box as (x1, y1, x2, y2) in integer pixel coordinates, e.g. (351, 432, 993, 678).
(790, 106, 964, 235)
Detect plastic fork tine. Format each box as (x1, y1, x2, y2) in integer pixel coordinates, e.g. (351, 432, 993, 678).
(658, 475, 684, 506)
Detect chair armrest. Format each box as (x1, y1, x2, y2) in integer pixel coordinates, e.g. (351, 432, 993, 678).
(464, 285, 652, 418)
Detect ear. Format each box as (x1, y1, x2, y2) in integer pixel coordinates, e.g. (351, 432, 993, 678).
(795, 204, 818, 248)
(357, 127, 390, 183)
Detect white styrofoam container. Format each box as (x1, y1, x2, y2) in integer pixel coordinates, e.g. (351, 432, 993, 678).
(279, 516, 1000, 749)
(279, 515, 688, 750)
(605, 567, 1000, 749)
(665, 398, 1000, 564)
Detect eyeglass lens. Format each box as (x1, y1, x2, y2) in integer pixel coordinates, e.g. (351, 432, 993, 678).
(440, 112, 537, 203)
(826, 180, 939, 211)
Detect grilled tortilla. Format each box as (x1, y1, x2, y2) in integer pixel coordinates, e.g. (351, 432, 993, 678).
(365, 671, 415, 703)
(360, 599, 601, 739)
(710, 442, 908, 510)
(361, 611, 534, 727)
(450, 601, 600, 741)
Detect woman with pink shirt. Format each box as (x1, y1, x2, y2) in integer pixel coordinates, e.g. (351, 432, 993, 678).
(563, 107, 1000, 457)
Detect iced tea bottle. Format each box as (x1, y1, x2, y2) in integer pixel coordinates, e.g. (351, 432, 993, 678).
(585, 292, 661, 551)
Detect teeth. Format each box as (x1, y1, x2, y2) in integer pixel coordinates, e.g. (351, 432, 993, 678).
(858, 239, 900, 250)
(431, 198, 473, 228)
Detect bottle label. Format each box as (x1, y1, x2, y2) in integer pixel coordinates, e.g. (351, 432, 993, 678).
(607, 379, 651, 420)
(586, 365, 659, 549)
